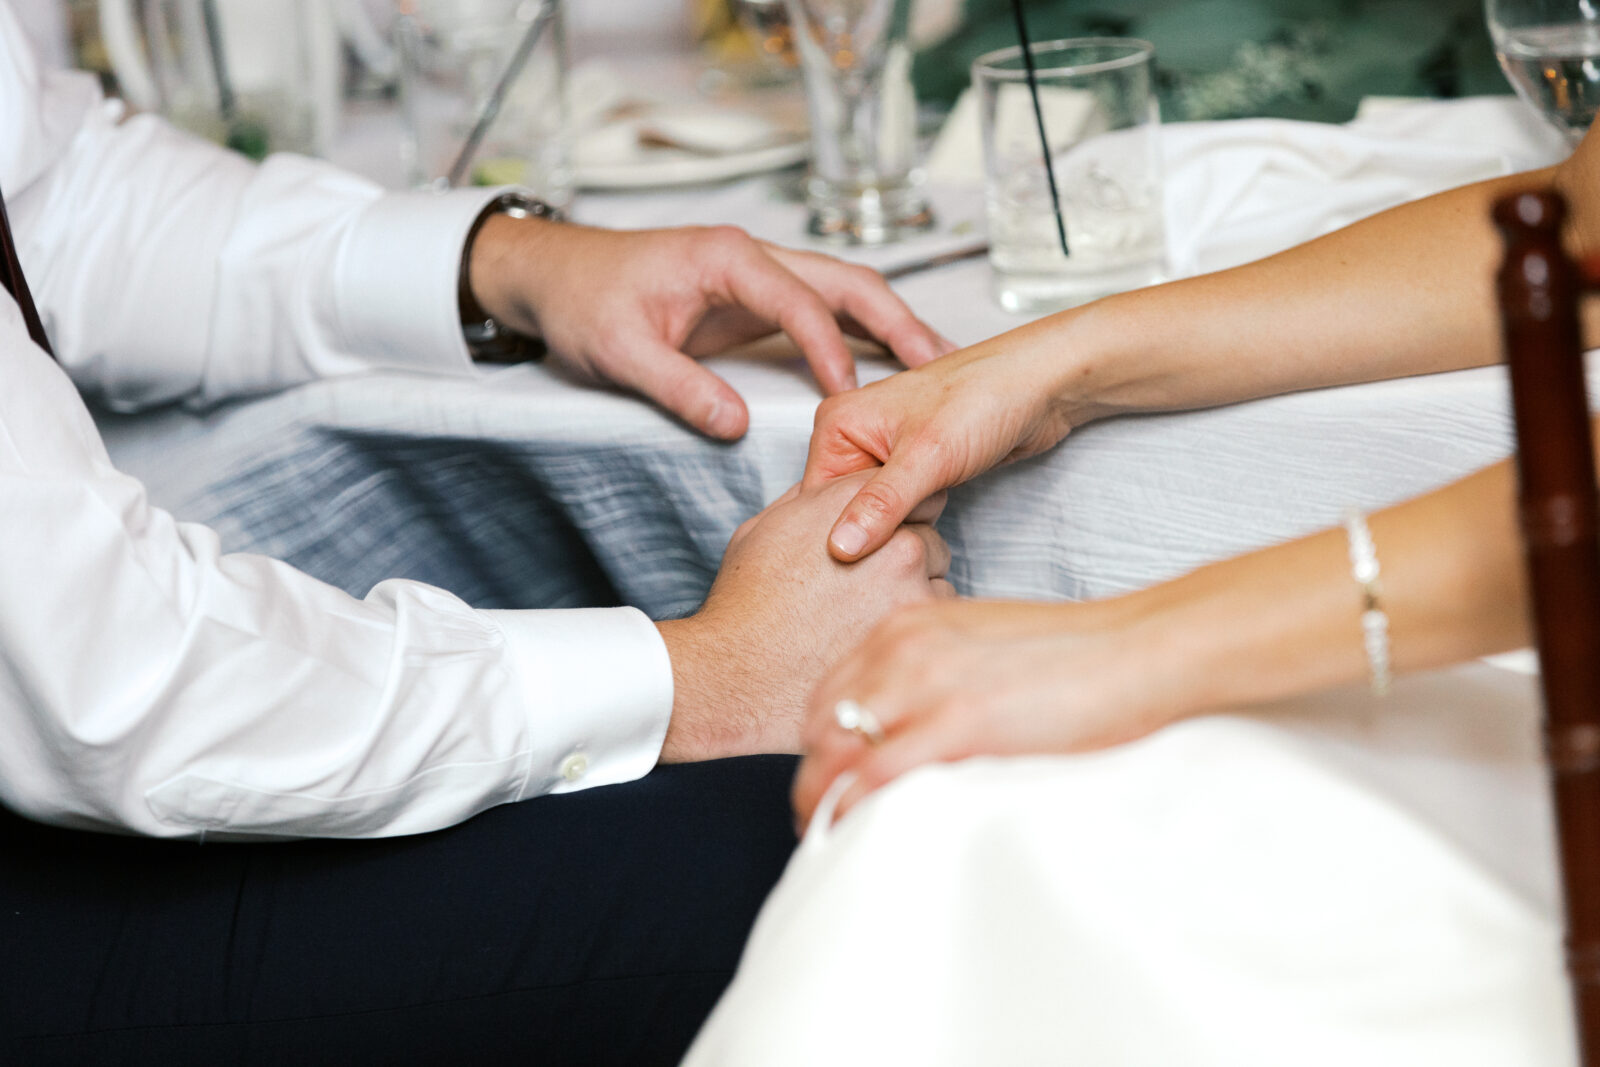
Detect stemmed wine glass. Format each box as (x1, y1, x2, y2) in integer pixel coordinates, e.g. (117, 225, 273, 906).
(1486, 0, 1600, 145)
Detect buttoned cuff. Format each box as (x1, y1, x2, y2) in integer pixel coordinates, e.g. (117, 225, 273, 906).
(483, 606, 674, 796)
(332, 186, 509, 375)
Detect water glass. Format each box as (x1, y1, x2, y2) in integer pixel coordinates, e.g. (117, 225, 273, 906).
(783, 0, 934, 244)
(397, 0, 572, 206)
(974, 38, 1166, 313)
(1486, 0, 1600, 145)
(98, 0, 340, 159)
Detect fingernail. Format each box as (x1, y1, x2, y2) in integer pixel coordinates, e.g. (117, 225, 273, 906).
(831, 521, 868, 558)
(707, 400, 741, 438)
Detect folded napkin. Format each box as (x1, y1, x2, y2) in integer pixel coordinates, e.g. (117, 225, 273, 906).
(566, 61, 806, 183)
(927, 93, 1568, 279)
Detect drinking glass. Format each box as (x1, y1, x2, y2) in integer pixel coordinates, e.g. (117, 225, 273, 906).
(396, 0, 572, 206)
(98, 0, 340, 159)
(1487, 0, 1600, 145)
(974, 38, 1166, 314)
(783, 0, 934, 244)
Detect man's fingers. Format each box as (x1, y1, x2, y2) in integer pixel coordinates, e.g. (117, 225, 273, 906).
(766, 247, 955, 369)
(626, 339, 751, 439)
(719, 240, 859, 395)
(901, 523, 952, 580)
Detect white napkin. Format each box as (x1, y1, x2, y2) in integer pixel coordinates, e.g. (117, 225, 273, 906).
(567, 60, 804, 177)
(926, 93, 1567, 280)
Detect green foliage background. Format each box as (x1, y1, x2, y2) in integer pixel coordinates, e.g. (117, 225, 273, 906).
(916, 0, 1509, 121)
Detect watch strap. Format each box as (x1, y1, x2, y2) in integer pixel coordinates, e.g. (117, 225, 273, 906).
(458, 192, 564, 363)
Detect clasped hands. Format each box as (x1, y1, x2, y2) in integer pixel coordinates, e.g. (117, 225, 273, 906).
(473, 215, 1153, 830)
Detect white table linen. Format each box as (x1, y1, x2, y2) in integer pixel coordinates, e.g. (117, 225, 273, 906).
(103, 97, 1571, 614)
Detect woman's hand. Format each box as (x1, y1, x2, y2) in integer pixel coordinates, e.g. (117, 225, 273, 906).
(790, 597, 1179, 829)
(802, 320, 1096, 562)
(469, 217, 955, 439)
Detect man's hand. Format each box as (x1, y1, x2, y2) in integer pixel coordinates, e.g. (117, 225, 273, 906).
(468, 216, 955, 439)
(654, 473, 954, 763)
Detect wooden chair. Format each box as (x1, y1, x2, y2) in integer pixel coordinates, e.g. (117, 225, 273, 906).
(1495, 188, 1600, 1064)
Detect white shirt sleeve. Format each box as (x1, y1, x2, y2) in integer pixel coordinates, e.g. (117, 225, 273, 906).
(3, 0, 495, 410)
(0, 3, 676, 839)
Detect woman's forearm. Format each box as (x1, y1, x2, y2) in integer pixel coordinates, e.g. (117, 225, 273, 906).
(1014, 124, 1600, 426)
(1121, 458, 1528, 724)
(1042, 168, 1561, 424)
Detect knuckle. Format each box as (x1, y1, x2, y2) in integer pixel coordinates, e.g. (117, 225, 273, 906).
(880, 529, 927, 572)
(850, 483, 905, 523)
(703, 224, 752, 256)
(848, 263, 885, 289)
(812, 393, 850, 430)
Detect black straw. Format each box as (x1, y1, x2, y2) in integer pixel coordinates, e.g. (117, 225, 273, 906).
(1007, 0, 1070, 257)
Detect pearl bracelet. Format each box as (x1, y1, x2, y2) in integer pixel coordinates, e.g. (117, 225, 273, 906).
(1342, 510, 1391, 696)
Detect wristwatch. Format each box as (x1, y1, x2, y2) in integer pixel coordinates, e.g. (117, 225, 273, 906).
(457, 191, 565, 363)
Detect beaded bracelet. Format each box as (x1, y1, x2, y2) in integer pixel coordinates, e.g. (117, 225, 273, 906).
(1342, 510, 1392, 696)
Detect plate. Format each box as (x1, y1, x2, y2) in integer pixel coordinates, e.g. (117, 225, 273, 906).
(575, 139, 808, 189)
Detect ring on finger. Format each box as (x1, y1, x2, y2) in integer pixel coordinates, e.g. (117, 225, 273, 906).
(833, 699, 886, 746)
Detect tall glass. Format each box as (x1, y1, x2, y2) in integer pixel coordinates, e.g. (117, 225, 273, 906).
(397, 0, 572, 206)
(783, 0, 933, 244)
(98, 0, 339, 159)
(1487, 0, 1600, 145)
(975, 38, 1165, 313)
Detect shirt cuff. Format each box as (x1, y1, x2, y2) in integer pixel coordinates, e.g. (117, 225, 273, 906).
(332, 186, 507, 376)
(483, 606, 674, 796)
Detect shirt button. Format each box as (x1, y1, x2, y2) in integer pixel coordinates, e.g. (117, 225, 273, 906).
(560, 752, 589, 783)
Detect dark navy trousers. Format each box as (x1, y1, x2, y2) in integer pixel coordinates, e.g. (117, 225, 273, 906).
(0, 755, 798, 1066)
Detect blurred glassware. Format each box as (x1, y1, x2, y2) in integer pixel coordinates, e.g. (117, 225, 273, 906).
(732, 0, 798, 71)
(98, 0, 341, 159)
(1486, 0, 1600, 145)
(975, 38, 1166, 312)
(784, 0, 933, 245)
(691, 0, 800, 95)
(396, 0, 572, 206)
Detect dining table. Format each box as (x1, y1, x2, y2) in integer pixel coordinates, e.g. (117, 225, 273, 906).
(98, 90, 1571, 620)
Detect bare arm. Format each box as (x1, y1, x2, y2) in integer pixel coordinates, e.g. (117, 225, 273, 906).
(806, 130, 1600, 560)
(793, 445, 1535, 825)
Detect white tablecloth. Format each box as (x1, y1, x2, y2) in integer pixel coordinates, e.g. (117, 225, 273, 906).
(101, 97, 1568, 618)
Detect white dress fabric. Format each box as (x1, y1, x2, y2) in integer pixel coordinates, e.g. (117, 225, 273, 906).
(684, 660, 1576, 1065)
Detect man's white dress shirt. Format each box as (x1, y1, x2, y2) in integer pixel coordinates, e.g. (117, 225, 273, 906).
(0, 0, 673, 839)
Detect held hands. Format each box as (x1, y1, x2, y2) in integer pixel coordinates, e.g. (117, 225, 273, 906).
(469, 216, 955, 439)
(790, 598, 1179, 829)
(655, 472, 955, 763)
(803, 328, 1085, 562)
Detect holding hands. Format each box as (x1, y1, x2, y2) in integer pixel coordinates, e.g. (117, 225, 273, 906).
(803, 321, 1091, 561)
(655, 471, 954, 764)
